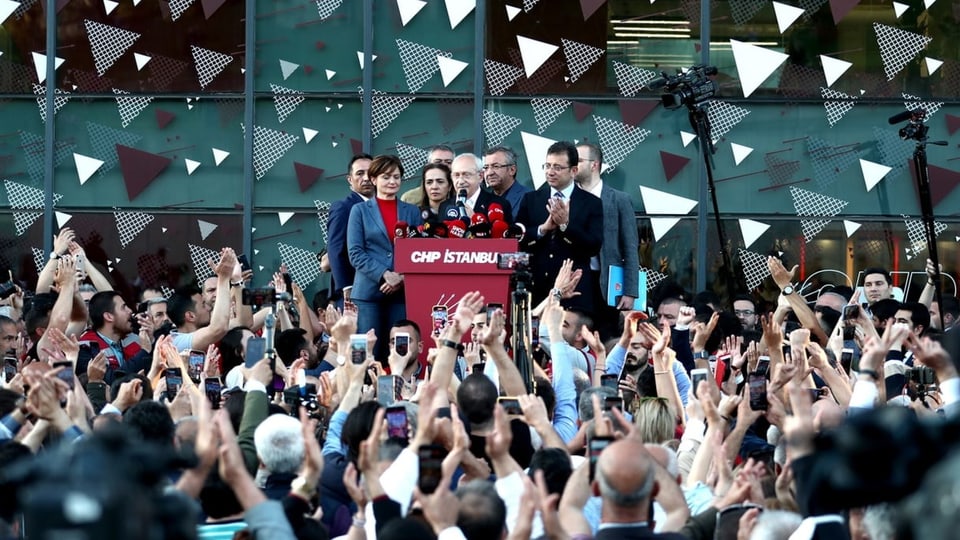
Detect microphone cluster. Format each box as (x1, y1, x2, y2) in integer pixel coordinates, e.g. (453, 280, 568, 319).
(397, 202, 524, 240)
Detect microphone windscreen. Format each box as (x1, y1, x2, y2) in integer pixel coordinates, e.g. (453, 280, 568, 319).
(431, 222, 448, 238)
(487, 203, 505, 222)
(444, 205, 460, 220)
(471, 212, 488, 225)
(491, 219, 509, 239)
(469, 222, 491, 238)
(447, 219, 468, 238)
(504, 223, 525, 239)
(394, 220, 409, 239)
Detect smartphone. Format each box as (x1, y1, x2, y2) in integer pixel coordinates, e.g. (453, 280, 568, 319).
(589, 436, 614, 481)
(748, 372, 768, 411)
(237, 254, 252, 273)
(52, 361, 74, 390)
(840, 348, 854, 373)
(245, 337, 266, 368)
(394, 332, 410, 357)
(187, 350, 205, 383)
(205, 378, 222, 409)
(473, 361, 486, 375)
(783, 321, 801, 336)
(486, 303, 503, 320)
(378, 375, 396, 406)
(165, 367, 183, 400)
(600, 374, 619, 390)
(603, 396, 624, 411)
(3, 356, 15, 383)
(842, 304, 859, 320)
(386, 405, 409, 442)
(691, 368, 709, 397)
(417, 444, 446, 494)
(282, 273, 293, 293)
(531, 315, 540, 347)
(756, 356, 770, 377)
(349, 334, 366, 365)
(808, 388, 824, 402)
(431, 306, 448, 336)
(498, 396, 523, 415)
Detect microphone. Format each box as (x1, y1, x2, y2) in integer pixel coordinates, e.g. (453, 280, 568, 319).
(446, 219, 468, 238)
(469, 222, 491, 238)
(421, 209, 432, 221)
(394, 220, 409, 239)
(487, 203, 505, 223)
(491, 219, 509, 239)
(888, 108, 924, 124)
(503, 223, 526, 239)
(470, 212, 488, 226)
(424, 220, 447, 238)
(444, 204, 461, 220)
(456, 189, 467, 205)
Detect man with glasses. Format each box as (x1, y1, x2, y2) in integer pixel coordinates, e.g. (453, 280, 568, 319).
(515, 141, 604, 311)
(328, 153, 373, 306)
(401, 144, 456, 203)
(732, 294, 758, 332)
(438, 153, 513, 222)
(482, 145, 530, 211)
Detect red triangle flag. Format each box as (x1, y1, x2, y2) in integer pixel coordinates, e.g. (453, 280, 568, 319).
(117, 145, 172, 201)
(619, 99, 659, 127)
(201, 0, 229, 19)
(572, 101, 593, 122)
(155, 109, 175, 129)
(946, 114, 960, 136)
(829, 0, 860, 24)
(294, 162, 325, 193)
(579, 0, 606, 20)
(660, 151, 691, 182)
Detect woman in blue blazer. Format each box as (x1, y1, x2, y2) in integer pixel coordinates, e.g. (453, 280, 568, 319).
(347, 154, 423, 360)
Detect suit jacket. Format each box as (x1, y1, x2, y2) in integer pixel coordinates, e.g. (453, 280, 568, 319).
(346, 198, 423, 302)
(599, 185, 640, 302)
(328, 191, 364, 295)
(515, 184, 603, 310)
(438, 189, 513, 224)
(595, 525, 688, 540)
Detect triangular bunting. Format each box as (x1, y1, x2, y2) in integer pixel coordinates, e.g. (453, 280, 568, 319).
(86, 122, 141, 175)
(738, 249, 772, 290)
(680, 131, 697, 147)
(278, 242, 321, 287)
(946, 114, 960, 136)
(819, 54, 852, 87)
(84, 19, 140, 76)
(103, 0, 118, 14)
(314, 200, 332, 242)
(356, 51, 378, 70)
(73, 153, 104, 185)
(243, 123, 299, 179)
(873, 23, 931, 81)
(185, 158, 200, 175)
(843, 220, 861, 237)
(197, 220, 217, 241)
(444, 0, 474, 28)
(579, 0, 605, 20)
(902, 214, 947, 255)
(705, 100, 751, 143)
(325, 69, 336, 80)
(909, 161, 960, 209)
(561, 38, 604, 83)
(279, 59, 298, 80)
(113, 88, 153, 127)
(4, 180, 63, 236)
(924, 57, 943, 75)
(859, 158, 892, 191)
(191, 45, 234, 89)
(395, 142, 429, 179)
(484, 59, 524, 96)
(790, 186, 849, 242)
(572, 101, 593, 122)
(659, 151, 691, 181)
(271, 84, 305, 123)
(483, 109, 522, 147)
(892, 1, 907, 17)
(530, 98, 570, 134)
(829, 0, 859, 24)
(155, 108, 174, 129)
(314, 0, 343, 19)
(738, 219, 770, 249)
(437, 56, 468, 87)
(31, 51, 65, 84)
(821, 87, 857, 127)
(294, 162, 324, 192)
(278, 212, 295, 226)
(134, 53, 151, 71)
(520, 131, 558, 189)
(367, 89, 415, 138)
(505, 4, 520, 20)
(593, 115, 652, 172)
(618, 99, 659, 127)
(201, 0, 228, 19)
(302, 127, 318, 143)
(772, 1, 803, 33)
(212, 147, 229, 166)
(0, 0, 19, 22)
(55, 211, 72, 228)
(167, 0, 197, 20)
(396, 0, 426, 26)
(116, 145, 172, 201)
(639, 186, 697, 241)
(731, 142, 753, 165)
(516, 35, 558, 78)
(612, 61, 657, 97)
(730, 39, 788, 97)
(188, 243, 218, 280)
(114, 210, 154, 248)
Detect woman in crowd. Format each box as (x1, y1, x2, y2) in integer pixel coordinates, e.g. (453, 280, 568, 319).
(415, 162, 454, 217)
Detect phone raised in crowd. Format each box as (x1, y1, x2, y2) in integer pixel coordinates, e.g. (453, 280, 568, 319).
(603, 396, 624, 411)
(840, 348, 855, 373)
(237, 254, 252, 273)
(52, 361, 74, 390)
(245, 337, 266, 368)
(431, 306, 448, 336)
(394, 332, 410, 357)
(843, 304, 860, 320)
(187, 350, 205, 383)
(756, 356, 770, 377)
(530, 316, 540, 347)
(386, 405, 409, 443)
(205, 378, 222, 409)
(600, 374, 619, 391)
(165, 367, 183, 401)
(417, 444, 447, 494)
(3, 356, 16, 383)
(486, 303, 503, 320)
(748, 372, 768, 411)
(377, 375, 397, 406)
(497, 396, 523, 416)
(349, 334, 367, 365)
(589, 436, 614, 481)
(691, 368, 709, 397)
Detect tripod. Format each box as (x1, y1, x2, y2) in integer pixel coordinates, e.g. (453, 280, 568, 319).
(509, 268, 535, 394)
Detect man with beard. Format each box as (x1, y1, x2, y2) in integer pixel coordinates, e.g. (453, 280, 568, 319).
(603, 313, 690, 410)
(387, 319, 426, 399)
(77, 291, 152, 381)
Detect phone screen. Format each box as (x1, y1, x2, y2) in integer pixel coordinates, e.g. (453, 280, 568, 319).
(498, 397, 522, 415)
(205, 378, 222, 409)
(748, 373, 768, 411)
(165, 368, 183, 400)
(756, 356, 770, 377)
(600, 374, 618, 390)
(531, 316, 540, 347)
(589, 436, 614, 481)
(4, 357, 16, 383)
(394, 332, 409, 357)
(432, 306, 448, 336)
(188, 351, 205, 383)
(604, 397, 623, 411)
(417, 444, 446, 494)
(840, 348, 854, 373)
(53, 361, 74, 390)
(691, 368, 709, 397)
(245, 337, 266, 368)
(843, 304, 859, 320)
(237, 254, 252, 273)
(378, 375, 396, 406)
(386, 406, 408, 441)
(350, 334, 366, 365)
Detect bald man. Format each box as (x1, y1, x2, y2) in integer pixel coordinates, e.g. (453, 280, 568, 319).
(592, 439, 688, 540)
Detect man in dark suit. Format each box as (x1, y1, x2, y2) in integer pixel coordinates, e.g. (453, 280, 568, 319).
(593, 439, 688, 540)
(439, 153, 513, 224)
(326, 153, 372, 305)
(515, 141, 603, 313)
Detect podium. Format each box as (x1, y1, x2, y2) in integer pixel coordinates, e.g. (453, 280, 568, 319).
(395, 238, 518, 361)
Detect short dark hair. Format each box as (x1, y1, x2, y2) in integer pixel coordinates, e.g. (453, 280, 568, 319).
(534, 375, 555, 421)
(275, 328, 308, 366)
(733, 294, 756, 308)
(483, 145, 517, 165)
(940, 295, 960, 318)
(89, 291, 121, 330)
(428, 144, 454, 156)
(566, 308, 594, 334)
(862, 267, 892, 286)
(528, 447, 573, 496)
(456, 374, 498, 427)
(392, 318, 422, 342)
(219, 326, 249, 374)
(871, 299, 901, 322)
(899, 301, 930, 332)
(348, 153, 373, 175)
(166, 292, 197, 328)
(546, 141, 578, 168)
(123, 400, 175, 449)
(456, 480, 507, 540)
(368, 154, 404, 180)
(342, 401, 382, 466)
(577, 142, 603, 169)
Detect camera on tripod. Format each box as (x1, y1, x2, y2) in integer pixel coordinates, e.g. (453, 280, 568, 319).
(649, 65, 719, 109)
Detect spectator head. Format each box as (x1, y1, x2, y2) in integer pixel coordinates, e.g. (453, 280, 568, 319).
(199, 471, 242, 520)
(78, 283, 98, 304)
(145, 297, 170, 327)
(390, 319, 423, 372)
(574, 143, 602, 184)
(593, 439, 656, 520)
(342, 401, 382, 466)
(862, 268, 893, 305)
(528, 447, 572, 496)
(89, 291, 134, 335)
(561, 308, 593, 348)
(417, 163, 453, 211)
(644, 443, 679, 482)
(254, 414, 305, 475)
(25, 292, 56, 341)
(894, 302, 930, 337)
(379, 518, 437, 540)
(451, 153, 484, 198)
(732, 294, 758, 331)
(123, 400, 175, 449)
(456, 374, 498, 431)
(110, 373, 153, 405)
(455, 480, 507, 540)
(470, 311, 488, 343)
(534, 375, 556, 422)
(544, 141, 579, 191)
(219, 326, 254, 375)
(166, 285, 208, 330)
(693, 290, 722, 312)
(633, 397, 676, 444)
(578, 386, 617, 423)
(871, 299, 901, 330)
(369, 155, 405, 200)
(482, 145, 519, 194)
(174, 416, 198, 449)
(0, 316, 16, 354)
(751, 509, 803, 539)
(276, 328, 314, 368)
(929, 295, 960, 331)
(830, 285, 855, 302)
(427, 144, 455, 166)
(140, 287, 164, 302)
(656, 297, 687, 327)
(347, 153, 374, 197)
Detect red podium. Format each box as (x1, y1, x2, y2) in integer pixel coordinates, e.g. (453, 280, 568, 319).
(395, 238, 518, 358)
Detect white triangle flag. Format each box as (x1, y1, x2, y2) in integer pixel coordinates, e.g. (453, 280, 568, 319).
(162, 227, 168, 233)
(32, 51, 65, 84)
(134, 53, 151, 71)
(444, 0, 474, 29)
(303, 127, 318, 143)
(925, 57, 943, 75)
(325, 69, 336, 80)
(893, 1, 908, 17)
(212, 148, 229, 166)
(278, 212, 295, 226)
(924, 0, 936, 9)
(680, 131, 697, 147)
(279, 59, 298, 80)
(820, 54, 852, 87)
(437, 56, 468, 87)
(859, 159, 892, 191)
(520, 131, 558, 189)
(738, 218, 770, 249)
(102, 0, 118, 15)
(397, 0, 426, 26)
(649, 217, 681, 242)
(185, 159, 200, 175)
(730, 40, 788, 98)
(198, 220, 217, 240)
(843, 220, 861, 237)
(356, 51, 378, 70)
(55, 211, 72, 228)
(254, 249, 260, 255)
(73, 153, 104, 185)
(772, 2, 804, 33)
(506, 4, 520, 20)
(517, 35, 558, 78)
(731, 142, 753, 165)
(639, 186, 698, 217)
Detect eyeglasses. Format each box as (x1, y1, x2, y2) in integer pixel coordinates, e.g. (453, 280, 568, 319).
(482, 163, 513, 171)
(734, 310, 755, 316)
(542, 163, 570, 172)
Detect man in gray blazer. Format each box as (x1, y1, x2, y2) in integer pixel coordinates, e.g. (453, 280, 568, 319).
(576, 143, 640, 337)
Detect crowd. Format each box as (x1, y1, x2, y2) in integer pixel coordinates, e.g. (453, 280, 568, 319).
(1, 141, 959, 540)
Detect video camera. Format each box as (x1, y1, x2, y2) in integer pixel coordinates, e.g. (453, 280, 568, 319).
(648, 65, 719, 110)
